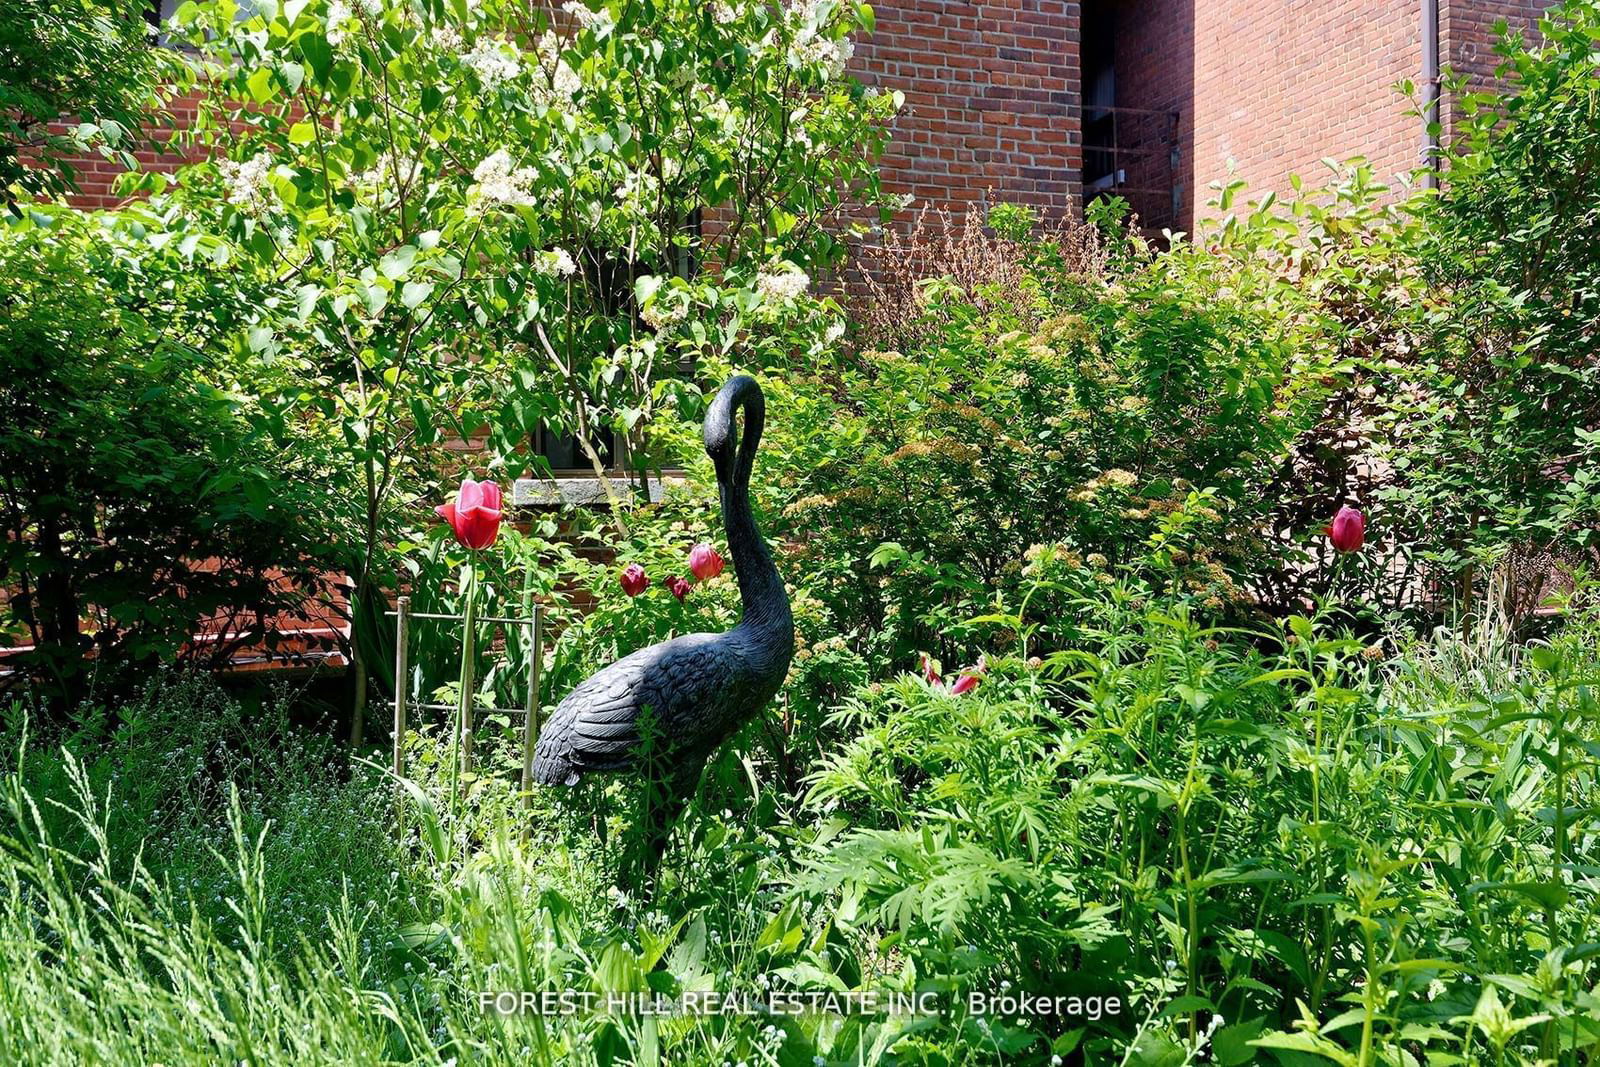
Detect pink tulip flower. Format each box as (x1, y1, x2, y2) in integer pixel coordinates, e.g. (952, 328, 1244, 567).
(688, 542, 726, 581)
(1327, 506, 1366, 553)
(620, 563, 650, 597)
(666, 575, 691, 602)
(436, 477, 503, 551)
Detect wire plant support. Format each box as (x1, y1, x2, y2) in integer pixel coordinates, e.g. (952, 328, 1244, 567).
(387, 596, 546, 815)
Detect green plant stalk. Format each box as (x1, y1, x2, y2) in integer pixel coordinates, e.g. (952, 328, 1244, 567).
(1178, 729, 1202, 1045)
(1543, 683, 1568, 1062)
(1307, 648, 1333, 1016)
(1177, 804, 1199, 1046)
(1358, 919, 1378, 1067)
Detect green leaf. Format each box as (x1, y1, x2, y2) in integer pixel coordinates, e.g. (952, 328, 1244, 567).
(246, 66, 275, 103)
(379, 245, 417, 280)
(401, 281, 435, 309)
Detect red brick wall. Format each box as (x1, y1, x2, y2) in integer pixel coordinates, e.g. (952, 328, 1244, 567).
(1440, 0, 1550, 136)
(1088, 0, 1192, 228)
(1187, 0, 1421, 224)
(57, 90, 204, 209)
(849, 0, 1082, 220)
(1109, 0, 1554, 231)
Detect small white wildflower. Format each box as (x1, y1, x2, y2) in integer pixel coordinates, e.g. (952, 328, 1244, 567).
(462, 36, 521, 87)
(218, 153, 277, 214)
(1426, 979, 1445, 1001)
(535, 247, 577, 277)
(1207, 1014, 1224, 1033)
(1051, 1058, 1063, 1067)
(756, 264, 809, 303)
(823, 321, 845, 345)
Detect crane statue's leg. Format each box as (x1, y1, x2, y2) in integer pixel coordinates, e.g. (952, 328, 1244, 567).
(620, 751, 707, 895)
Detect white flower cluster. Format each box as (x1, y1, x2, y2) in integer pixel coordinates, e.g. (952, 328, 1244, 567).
(461, 36, 522, 88)
(792, 31, 853, 79)
(532, 31, 582, 105)
(561, 0, 613, 33)
(325, 0, 355, 45)
(355, 150, 422, 192)
(793, 31, 857, 78)
(430, 23, 464, 52)
(784, 0, 854, 78)
(756, 264, 810, 303)
(711, 2, 739, 24)
(534, 247, 577, 277)
(218, 153, 277, 214)
(467, 150, 537, 211)
(640, 293, 688, 330)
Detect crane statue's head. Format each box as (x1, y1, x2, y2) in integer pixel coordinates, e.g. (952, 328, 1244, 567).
(702, 374, 765, 490)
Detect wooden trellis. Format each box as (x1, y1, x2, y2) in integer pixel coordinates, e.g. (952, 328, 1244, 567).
(388, 596, 546, 810)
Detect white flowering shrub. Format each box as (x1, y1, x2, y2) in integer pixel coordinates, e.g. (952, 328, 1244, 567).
(143, 0, 898, 685)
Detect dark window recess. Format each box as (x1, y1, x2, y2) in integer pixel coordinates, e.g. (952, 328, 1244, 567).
(1079, 0, 1180, 232)
(533, 425, 616, 473)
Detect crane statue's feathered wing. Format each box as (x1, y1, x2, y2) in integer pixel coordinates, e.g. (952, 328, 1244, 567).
(531, 630, 775, 786)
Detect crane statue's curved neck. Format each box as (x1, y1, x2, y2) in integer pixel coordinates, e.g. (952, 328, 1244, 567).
(704, 376, 790, 636)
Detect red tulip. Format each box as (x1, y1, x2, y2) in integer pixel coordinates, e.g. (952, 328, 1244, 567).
(666, 575, 691, 602)
(435, 477, 502, 550)
(920, 652, 940, 685)
(1327, 505, 1366, 553)
(950, 672, 981, 696)
(620, 563, 650, 597)
(688, 542, 725, 581)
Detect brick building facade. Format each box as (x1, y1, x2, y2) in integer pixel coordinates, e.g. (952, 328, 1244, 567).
(1093, 0, 1550, 230)
(62, 1, 1552, 233)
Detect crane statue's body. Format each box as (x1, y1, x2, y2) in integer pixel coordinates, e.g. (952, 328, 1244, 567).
(531, 375, 794, 880)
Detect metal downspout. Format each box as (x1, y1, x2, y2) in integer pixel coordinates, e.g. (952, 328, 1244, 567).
(1423, 0, 1441, 188)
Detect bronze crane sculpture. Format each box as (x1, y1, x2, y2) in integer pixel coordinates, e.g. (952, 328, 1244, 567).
(532, 375, 794, 880)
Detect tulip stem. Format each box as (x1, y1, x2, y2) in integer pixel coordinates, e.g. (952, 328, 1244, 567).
(447, 558, 478, 852)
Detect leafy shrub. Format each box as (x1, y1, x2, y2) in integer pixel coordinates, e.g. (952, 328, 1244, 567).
(1379, 0, 1600, 620)
(787, 599, 1600, 1063)
(766, 205, 1337, 668)
(0, 211, 347, 707)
